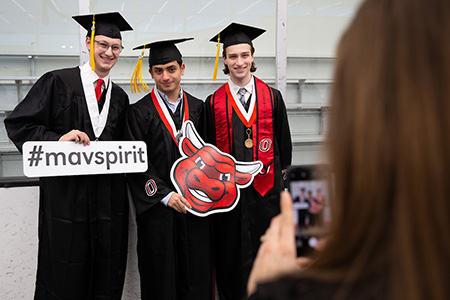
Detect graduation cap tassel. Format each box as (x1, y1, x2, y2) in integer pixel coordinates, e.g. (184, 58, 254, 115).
(212, 34, 220, 81)
(130, 47, 150, 93)
(90, 15, 96, 71)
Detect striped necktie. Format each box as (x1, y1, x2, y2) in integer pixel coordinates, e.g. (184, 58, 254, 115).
(238, 87, 247, 107)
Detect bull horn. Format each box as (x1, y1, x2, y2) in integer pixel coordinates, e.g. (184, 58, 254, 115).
(235, 160, 263, 175)
(183, 120, 205, 149)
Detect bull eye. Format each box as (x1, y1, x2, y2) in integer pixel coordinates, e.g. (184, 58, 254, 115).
(219, 173, 231, 182)
(195, 157, 205, 169)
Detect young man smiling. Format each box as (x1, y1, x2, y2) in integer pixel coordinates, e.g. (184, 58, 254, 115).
(201, 23, 292, 300)
(90, 38, 122, 77)
(126, 38, 212, 300)
(4, 12, 132, 299)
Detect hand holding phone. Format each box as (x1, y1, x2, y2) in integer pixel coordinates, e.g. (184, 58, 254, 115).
(287, 165, 330, 256)
(248, 191, 307, 296)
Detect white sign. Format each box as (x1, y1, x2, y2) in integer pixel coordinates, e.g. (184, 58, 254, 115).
(22, 141, 148, 177)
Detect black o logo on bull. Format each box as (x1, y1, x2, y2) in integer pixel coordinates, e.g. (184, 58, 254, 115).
(145, 179, 157, 196)
(259, 138, 272, 152)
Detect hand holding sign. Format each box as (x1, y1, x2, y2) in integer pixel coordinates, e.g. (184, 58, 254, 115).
(59, 129, 91, 146)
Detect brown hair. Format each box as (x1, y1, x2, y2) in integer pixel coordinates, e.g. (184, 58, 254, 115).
(304, 0, 450, 299)
(222, 45, 257, 74)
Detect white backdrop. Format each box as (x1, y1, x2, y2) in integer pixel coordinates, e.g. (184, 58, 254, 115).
(0, 0, 362, 57)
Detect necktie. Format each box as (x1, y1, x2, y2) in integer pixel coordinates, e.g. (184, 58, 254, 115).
(95, 79, 104, 102)
(238, 87, 247, 107)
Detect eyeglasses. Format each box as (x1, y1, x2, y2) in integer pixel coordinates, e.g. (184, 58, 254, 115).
(94, 40, 124, 54)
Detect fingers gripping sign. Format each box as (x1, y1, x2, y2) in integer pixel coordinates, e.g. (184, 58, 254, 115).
(167, 193, 192, 214)
(59, 129, 91, 146)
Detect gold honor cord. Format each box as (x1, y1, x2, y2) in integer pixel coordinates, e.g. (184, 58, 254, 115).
(130, 45, 150, 93)
(212, 34, 220, 81)
(90, 15, 96, 71)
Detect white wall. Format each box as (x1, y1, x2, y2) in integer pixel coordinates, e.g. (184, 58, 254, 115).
(0, 186, 142, 299)
(0, 0, 361, 57)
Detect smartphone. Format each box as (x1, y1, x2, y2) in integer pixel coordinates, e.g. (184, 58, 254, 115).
(287, 165, 330, 256)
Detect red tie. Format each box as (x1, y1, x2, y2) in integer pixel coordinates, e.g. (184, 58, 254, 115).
(95, 79, 104, 102)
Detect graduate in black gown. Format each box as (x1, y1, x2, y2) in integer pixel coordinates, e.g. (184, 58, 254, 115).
(4, 12, 132, 300)
(201, 23, 292, 300)
(126, 39, 213, 300)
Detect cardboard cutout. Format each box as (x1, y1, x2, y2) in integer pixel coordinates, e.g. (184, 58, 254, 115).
(170, 121, 262, 217)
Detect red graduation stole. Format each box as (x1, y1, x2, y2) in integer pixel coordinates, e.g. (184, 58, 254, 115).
(211, 77, 274, 196)
(151, 88, 189, 146)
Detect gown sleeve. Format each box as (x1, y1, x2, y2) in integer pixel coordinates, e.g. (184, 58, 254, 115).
(273, 89, 292, 175)
(4, 72, 64, 152)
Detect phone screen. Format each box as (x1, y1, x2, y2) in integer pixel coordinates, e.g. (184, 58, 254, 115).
(287, 165, 330, 256)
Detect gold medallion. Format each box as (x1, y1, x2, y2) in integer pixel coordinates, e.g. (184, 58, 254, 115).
(245, 127, 253, 148)
(245, 138, 253, 148)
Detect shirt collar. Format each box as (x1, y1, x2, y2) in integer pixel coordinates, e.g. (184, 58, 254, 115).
(157, 87, 183, 113)
(81, 62, 110, 86)
(228, 76, 254, 96)
(96, 75, 110, 87)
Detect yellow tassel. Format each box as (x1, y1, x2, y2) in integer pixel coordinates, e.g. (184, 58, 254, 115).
(90, 15, 96, 71)
(212, 34, 221, 81)
(130, 48, 150, 93)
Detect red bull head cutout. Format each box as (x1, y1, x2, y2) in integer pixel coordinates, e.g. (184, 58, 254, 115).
(170, 121, 263, 217)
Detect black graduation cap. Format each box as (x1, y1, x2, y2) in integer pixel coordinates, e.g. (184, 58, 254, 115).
(130, 38, 193, 93)
(209, 22, 266, 48)
(72, 12, 132, 40)
(133, 38, 193, 67)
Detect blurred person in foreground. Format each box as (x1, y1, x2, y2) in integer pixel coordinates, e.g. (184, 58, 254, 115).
(247, 0, 450, 299)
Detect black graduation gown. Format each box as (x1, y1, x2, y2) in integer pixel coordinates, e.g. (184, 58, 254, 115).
(125, 91, 213, 300)
(201, 82, 292, 300)
(4, 67, 129, 300)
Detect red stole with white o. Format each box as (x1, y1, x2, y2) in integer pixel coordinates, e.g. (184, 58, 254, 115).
(151, 88, 189, 146)
(211, 77, 274, 196)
